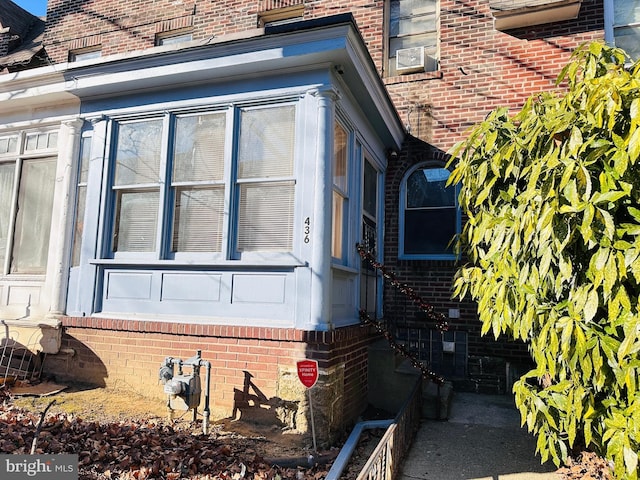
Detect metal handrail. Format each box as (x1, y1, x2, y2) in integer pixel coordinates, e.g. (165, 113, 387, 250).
(356, 376, 422, 480)
(326, 375, 422, 480)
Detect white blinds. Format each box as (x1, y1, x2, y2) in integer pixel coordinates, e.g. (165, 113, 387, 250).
(173, 187, 225, 252)
(113, 190, 159, 252)
(237, 182, 294, 251)
(237, 105, 295, 252)
(172, 113, 227, 253)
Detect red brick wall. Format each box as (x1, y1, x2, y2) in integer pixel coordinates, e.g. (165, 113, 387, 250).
(382, 137, 523, 363)
(44, 0, 603, 149)
(384, 0, 604, 150)
(44, 318, 375, 444)
(42, 0, 606, 394)
(43, 0, 386, 64)
(379, 0, 604, 373)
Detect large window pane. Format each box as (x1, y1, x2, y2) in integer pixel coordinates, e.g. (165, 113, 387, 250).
(333, 124, 348, 192)
(114, 120, 162, 186)
(613, 0, 640, 60)
(0, 162, 15, 270)
(173, 187, 224, 252)
(72, 136, 91, 267)
(403, 167, 458, 257)
(174, 113, 226, 182)
(237, 182, 294, 252)
(172, 113, 227, 253)
(112, 120, 162, 253)
(237, 105, 295, 252)
(332, 123, 349, 260)
(238, 106, 295, 179)
(407, 168, 455, 208)
(113, 190, 159, 252)
(10, 159, 56, 274)
(363, 160, 377, 219)
(404, 209, 456, 255)
(614, 25, 640, 60)
(332, 191, 345, 259)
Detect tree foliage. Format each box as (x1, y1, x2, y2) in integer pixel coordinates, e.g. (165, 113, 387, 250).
(448, 43, 640, 479)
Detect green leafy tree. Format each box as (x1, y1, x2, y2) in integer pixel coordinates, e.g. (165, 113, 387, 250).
(448, 43, 640, 479)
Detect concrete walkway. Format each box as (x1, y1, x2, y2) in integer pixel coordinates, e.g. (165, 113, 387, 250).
(399, 392, 561, 480)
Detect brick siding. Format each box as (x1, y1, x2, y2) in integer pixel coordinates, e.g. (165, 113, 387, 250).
(40, 0, 607, 423)
(44, 317, 375, 444)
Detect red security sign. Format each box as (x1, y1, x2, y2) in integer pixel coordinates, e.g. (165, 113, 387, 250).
(297, 360, 319, 388)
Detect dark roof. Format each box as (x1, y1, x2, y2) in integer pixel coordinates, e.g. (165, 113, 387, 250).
(0, 0, 48, 72)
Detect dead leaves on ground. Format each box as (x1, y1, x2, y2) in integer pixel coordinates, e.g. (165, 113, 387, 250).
(0, 403, 328, 480)
(557, 451, 613, 480)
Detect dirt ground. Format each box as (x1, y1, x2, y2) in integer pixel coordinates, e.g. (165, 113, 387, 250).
(2, 380, 388, 480)
(8, 381, 314, 460)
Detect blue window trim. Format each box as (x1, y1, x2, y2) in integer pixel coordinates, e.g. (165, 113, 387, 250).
(398, 162, 461, 261)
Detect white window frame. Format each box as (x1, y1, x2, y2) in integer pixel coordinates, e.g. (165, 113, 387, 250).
(0, 129, 58, 276)
(399, 163, 460, 260)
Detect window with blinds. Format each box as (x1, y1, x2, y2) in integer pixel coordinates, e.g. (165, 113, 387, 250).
(237, 105, 295, 253)
(388, 0, 438, 76)
(112, 119, 163, 253)
(172, 112, 226, 253)
(108, 103, 297, 260)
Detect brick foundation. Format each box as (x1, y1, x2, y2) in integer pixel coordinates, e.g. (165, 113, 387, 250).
(43, 317, 376, 446)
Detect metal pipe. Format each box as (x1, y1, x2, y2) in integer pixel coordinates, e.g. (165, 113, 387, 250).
(201, 360, 211, 435)
(324, 419, 393, 480)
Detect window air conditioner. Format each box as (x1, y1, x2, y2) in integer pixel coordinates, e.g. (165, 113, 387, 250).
(396, 46, 425, 74)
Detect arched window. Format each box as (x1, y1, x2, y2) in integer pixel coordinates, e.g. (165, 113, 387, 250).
(399, 165, 459, 259)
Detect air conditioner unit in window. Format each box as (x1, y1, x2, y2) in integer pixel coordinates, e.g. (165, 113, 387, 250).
(396, 46, 425, 73)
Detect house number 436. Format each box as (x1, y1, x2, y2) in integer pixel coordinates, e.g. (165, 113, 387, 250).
(304, 217, 311, 244)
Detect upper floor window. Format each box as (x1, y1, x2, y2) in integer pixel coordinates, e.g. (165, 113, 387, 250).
(399, 165, 459, 259)
(0, 130, 57, 275)
(258, 0, 304, 26)
(605, 0, 640, 60)
(388, 0, 438, 76)
(108, 103, 296, 260)
(69, 48, 102, 62)
(156, 31, 193, 46)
